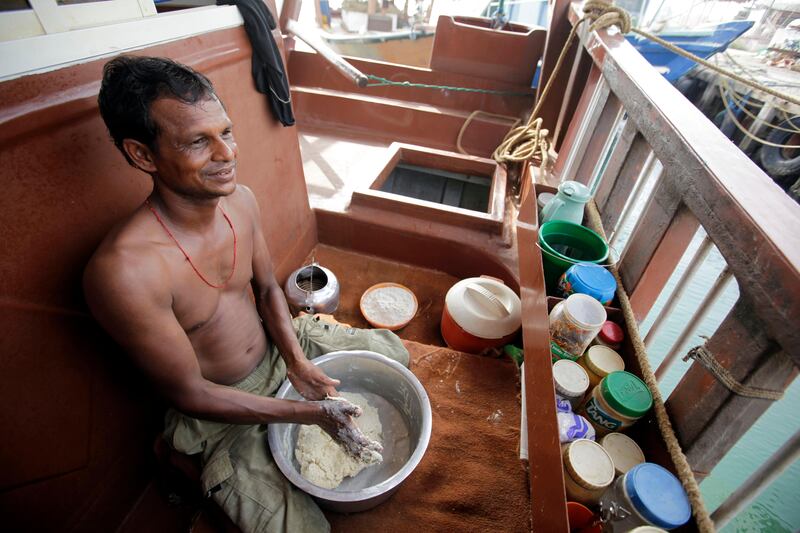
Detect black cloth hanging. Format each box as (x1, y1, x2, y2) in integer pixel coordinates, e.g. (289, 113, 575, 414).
(218, 0, 295, 126)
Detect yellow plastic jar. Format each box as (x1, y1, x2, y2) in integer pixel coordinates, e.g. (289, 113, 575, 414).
(580, 371, 653, 437)
(579, 345, 625, 389)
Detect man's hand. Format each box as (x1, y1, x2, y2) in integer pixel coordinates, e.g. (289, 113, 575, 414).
(287, 358, 340, 400)
(315, 396, 383, 464)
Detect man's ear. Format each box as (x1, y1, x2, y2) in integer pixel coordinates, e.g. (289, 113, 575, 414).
(122, 138, 158, 173)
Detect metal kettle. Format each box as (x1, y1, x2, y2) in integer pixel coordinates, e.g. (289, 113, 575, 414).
(541, 180, 592, 225)
(283, 263, 340, 315)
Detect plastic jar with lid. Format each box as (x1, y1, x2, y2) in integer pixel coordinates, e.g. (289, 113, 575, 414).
(598, 462, 692, 531)
(580, 371, 653, 436)
(562, 439, 616, 505)
(600, 432, 645, 477)
(579, 345, 625, 389)
(558, 263, 617, 305)
(549, 293, 607, 362)
(553, 359, 590, 408)
(590, 320, 625, 350)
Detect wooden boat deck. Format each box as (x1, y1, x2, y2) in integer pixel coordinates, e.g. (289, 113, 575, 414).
(303, 245, 528, 532)
(300, 128, 391, 212)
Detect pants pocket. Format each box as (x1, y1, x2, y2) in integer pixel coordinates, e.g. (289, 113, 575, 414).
(213, 455, 328, 533)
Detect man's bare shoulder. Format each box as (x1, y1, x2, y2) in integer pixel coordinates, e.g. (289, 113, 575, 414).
(84, 206, 171, 305)
(227, 184, 261, 218)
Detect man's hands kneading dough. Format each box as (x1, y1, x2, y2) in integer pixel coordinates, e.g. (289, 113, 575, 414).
(315, 396, 383, 464)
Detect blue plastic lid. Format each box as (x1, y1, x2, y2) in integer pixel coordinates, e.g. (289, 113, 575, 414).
(625, 463, 692, 529)
(565, 263, 617, 303)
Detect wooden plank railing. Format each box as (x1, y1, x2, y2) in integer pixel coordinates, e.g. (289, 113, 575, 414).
(545, 1, 800, 482)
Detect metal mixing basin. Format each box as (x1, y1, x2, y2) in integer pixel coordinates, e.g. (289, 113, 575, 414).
(267, 350, 432, 512)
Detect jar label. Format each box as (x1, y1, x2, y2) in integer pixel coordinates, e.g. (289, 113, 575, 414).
(551, 341, 580, 363)
(584, 396, 622, 431)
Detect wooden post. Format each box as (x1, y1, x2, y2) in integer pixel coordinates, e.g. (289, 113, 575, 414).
(279, 0, 302, 34)
(536, 0, 577, 135)
(626, 205, 699, 320)
(594, 117, 637, 209)
(573, 93, 623, 185)
(598, 134, 650, 231)
(667, 299, 798, 478)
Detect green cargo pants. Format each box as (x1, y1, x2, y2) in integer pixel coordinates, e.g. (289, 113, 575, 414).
(163, 315, 410, 533)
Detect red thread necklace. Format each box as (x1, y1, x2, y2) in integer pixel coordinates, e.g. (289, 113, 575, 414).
(145, 199, 237, 289)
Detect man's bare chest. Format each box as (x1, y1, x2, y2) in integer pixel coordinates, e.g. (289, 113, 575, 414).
(166, 231, 255, 334)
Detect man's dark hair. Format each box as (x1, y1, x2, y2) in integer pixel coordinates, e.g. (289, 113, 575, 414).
(98, 56, 218, 166)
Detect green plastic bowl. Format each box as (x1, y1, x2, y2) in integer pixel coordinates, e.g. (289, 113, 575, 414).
(538, 220, 609, 292)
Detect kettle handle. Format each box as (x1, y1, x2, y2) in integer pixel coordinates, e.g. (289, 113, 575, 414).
(542, 196, 565, 223)
(466, 283, 511, 317)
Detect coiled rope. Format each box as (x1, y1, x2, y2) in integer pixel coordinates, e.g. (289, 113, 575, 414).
(491, 0, 800, 168)
(718, 81, 800, 149)
(586, 0, 800, 107)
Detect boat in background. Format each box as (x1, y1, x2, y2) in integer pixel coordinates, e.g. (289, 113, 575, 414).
(314, 0, 435, 66)
(625, 20, 755, 82)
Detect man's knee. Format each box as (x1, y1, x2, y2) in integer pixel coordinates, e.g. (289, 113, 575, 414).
(293, 315, 409, 367)
(367, 329, 410, 368)
(213, 458, 329, 533)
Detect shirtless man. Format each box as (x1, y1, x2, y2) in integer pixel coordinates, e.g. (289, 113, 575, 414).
(84, 56, 408, 533)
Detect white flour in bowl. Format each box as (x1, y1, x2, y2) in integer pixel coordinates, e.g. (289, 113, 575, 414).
(295, 392, 382, 489)
(361, 286, 416, 327)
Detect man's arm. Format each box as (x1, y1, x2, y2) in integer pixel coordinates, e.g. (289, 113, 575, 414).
(242, 187, 339, 400)
(83, 247, 317, 423)
(84, 246, 380, 457)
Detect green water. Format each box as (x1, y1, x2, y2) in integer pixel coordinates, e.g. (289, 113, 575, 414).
(638, 232, 800, 532)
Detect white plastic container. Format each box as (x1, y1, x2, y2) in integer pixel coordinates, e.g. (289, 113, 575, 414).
(552, 359, 590, 408)
(549, 293, 607, 362)
(562, 439, 615, 506)
(600, 432, 645, 477)
(441, 277, 522, 354)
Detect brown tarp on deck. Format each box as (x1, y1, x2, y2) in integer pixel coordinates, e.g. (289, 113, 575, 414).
(326, 341, 530, 532)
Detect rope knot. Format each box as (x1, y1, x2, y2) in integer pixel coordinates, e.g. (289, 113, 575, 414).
(683, 340, 784, 401)
(583, 0, 632, 34)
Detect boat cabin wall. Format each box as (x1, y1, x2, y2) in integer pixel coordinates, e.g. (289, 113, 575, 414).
(0, 26, 316, 531)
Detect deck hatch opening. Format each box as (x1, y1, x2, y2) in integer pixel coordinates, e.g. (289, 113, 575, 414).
(380, 163, 492, 213)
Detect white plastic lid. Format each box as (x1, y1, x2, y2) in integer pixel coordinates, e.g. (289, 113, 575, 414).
(564, 293, 607, 329)
(553, 359, 590, 397)
(628, 528, 668, 533)
(564, 439, 615, 490)
(445, 277, 522, 339)
(600, 432, 645, 475)
(537, 191, 555, 209)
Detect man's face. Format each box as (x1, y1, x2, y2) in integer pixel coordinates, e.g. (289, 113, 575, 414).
(147, 96, 238, 199)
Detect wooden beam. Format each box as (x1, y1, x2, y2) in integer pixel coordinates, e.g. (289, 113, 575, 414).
(666, 299, 798, 477)
(598, 133, 650, 232)
(573, 92, 623, 185)
(552, 65, 611, 183)
(279, 0, 302, 34)
(627, 206, 700, 321)
(618, 175, 698, 320)
(552, 42, 593, 152)
(536, 0, 577, 135)
(593, 117, 637, 211)
(517, 177, 570, 533)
